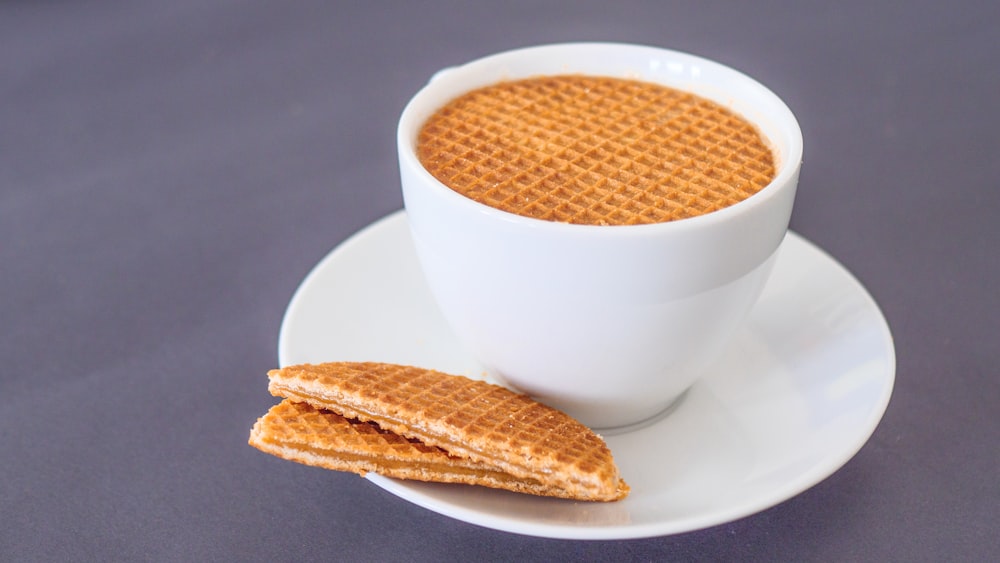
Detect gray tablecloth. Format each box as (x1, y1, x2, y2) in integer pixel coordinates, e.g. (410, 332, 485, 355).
(3, 2, 997, 561)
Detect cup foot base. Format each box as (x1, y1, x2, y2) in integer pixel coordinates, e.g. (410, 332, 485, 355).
(593, 389, 690, 436)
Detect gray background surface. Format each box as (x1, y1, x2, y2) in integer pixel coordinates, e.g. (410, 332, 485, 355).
(2, 1, 997, 561)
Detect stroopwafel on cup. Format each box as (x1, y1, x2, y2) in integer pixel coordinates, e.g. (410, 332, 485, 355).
(417, 75, 776, 225)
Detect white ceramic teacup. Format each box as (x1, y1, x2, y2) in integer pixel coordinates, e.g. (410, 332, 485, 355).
(398, 43, 802, 429)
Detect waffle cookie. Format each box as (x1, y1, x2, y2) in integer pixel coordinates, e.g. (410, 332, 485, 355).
(417, 75, 776, 225)
(259, 362, 628, 501)
(249, 400, 571, 497)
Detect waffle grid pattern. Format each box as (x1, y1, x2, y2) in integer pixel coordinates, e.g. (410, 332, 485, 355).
(257, 399, 447, 458)
(250, 399, 608, 499)
(418, 75, 776, 225)
(272, 362, 615, 482)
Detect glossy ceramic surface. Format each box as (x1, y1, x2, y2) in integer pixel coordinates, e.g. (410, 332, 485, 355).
(278, 211, 895, 539)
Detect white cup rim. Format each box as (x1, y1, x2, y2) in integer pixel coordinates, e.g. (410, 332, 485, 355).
(398, 41, 803, 237)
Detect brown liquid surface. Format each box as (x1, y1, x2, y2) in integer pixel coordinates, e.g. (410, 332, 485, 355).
(417, 75, 776, 226)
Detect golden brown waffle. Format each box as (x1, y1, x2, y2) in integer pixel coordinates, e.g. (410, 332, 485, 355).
(417, 75, 776, 225)
(265, 362, 628, 501)
(249, 399, 580, 498)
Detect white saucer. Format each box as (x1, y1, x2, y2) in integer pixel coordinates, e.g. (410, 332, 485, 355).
(277, 210, 895, 540)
